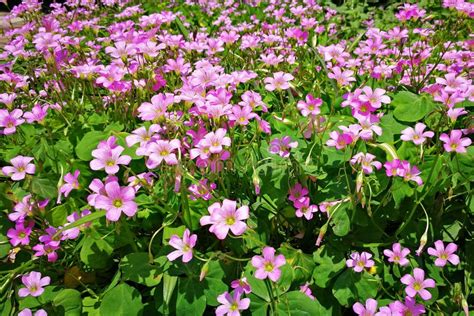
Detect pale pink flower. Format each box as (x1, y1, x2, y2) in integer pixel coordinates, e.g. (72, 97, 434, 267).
(297, 94, 322, 117)
(350, 153, 382, 174)
(18, 272, 50, 298)
(358, 87, 390, 109)
(427, 240, 459, 267)
(94, 181, 138, 221)
(401, 123, 434, 145)
(251, 246, 286, 282)
(353, 298, 378, 316)
(440, 130, 472, 153)
(167, 229, 197, 263)
(383, 243, 410, 266)
(137, 93, 175, 121)
(200, 199, 249, 240)
(216, 291, 250, 316)
(2, 156, 35, 181)
(146, 139, 180, 168)
(346, 251, 374, 272)
(0, 109, 24, 135)
(90, 146, 131, 175)
(269, 136, 298, 157)
(401, 268, 435, 301)
(264, 72, 294, 91)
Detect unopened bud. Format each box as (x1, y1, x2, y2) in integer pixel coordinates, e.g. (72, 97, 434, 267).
(315, 223, 328, 246)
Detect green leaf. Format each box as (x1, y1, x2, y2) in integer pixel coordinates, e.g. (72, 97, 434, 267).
(176, 278, 206, 316)
(55, 210, 106, 237)
(31, 177, 57, 199)
(332, 270, 378, 306)
(392, 92, 436, 122)
(120, 252, 162, 287)
(82, 297, 100, 316)
(378, 113, 407, 143)
(52, 289, 82, 316)
(312, 246, 346, 288)
(99, 284, 143, 316)
(331, 203, 351, 236)
(277, 291, 327, 315)
(80, 232, 113, 269)
(75, 131, 106, 161)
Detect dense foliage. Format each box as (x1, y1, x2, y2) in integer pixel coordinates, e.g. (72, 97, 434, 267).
(0, 0, 473, 315)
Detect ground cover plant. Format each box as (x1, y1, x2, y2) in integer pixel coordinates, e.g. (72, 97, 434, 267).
(0, 0, 473, 314)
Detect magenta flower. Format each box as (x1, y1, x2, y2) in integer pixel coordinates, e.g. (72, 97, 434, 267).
(328, 67, 355, 87)
(264, 72, 294, 91)
(32, 242, 60, 262)
(300, 283, 315, 300)
(216, 291, 250, 316)
(440, 130, 472, 153)
(294, 197, 318, 220)
(146, 139, 180, 168)
(383, 243, 410, 266)
(353, 298, 378, 316)
(326, 131, 354, 150)
(251, 246, 286, 282)
(59, 170, 80, 198)
(18, 271, 50, 297)
(200, 199, 249, 240)
(229, 105, 257, 126)
(137, 93, 175, 121)
(7, 221, 33, 246)
(358, 87, 390, 109)
(269, 136, 298, 158)
(297, 94, 322, 117)
(0, 109, 24, 135)
(400, 123, 434, 145)
(2, 156, 35, 181)
(350, 153, 382, 174)
(384, 159, 401, 177)
(94, 181, 138, 221)
(397, 161, 423, 185)
(288, 183, 309, 203)
(401, 268, 436, 300)
(389, 297, 425, 316)
(427, 240, 459, 267)
(200, 128, 231, 155)
(167, 229, 197, 263)
(23, 104, 48, 124)
(90, 145, 131, 175)
(188, 179, 216, 201)
(9, 195, 33, 222)
(18, 308, 47, 316)
(346, 251, 375, 273)
(231, 277, 252, 294)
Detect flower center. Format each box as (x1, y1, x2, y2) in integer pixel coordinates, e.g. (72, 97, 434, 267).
(264, 262, 274, 272)
(113, 199, 123, 208)
(17, 166, 25, 172)
(106, 160, 115, 166)
(440, 253, 448, 260)
(230, 302, 239, 311)
(160, 150, 169, 156)
(19, 232, 26, 238)
(451, 144, 458, 150)
(413, 282, 422, 291)
(226, 216, 235, 225)
(357, 260, 365, 267)
(183, 244, 191, 252)
(393, 255, 400, 262)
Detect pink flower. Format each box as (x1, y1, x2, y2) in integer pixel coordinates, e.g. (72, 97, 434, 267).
(300, 283, 315, 300)
(401, 268, 435, 301)
(90, 143, 131, 175)
(94, 181, 138, 221)
(189, 179, 216, 201)
(427, 240, 459, 267)
(167, 229, 197, 263)
(7, 221, 33, 246)
(353, 298, 378, 316)
(18, 271, 50, 297)
(397, 161, 423, 185)
(200, 199, 249, 240)
(297, 94, 322, 117)
(216, 291, 250, 316)
(251, 246, 286, 282)
(231, 277, 252, 294)
(23, 104, 48, 124)
(350, 153, 382, 174)
(0, 109, 24, 135)
(59, 170, 80, 198)
(401, 123, 434, 145)
(146, 139, 180, 168)
(346, 251, 374, 272)
(328, 67, 355, 87)
(228, 105, 257, 126)
(264, 72, 294, 91)
(326, 131, 354, 150)
(384, 159, 401, 177)
(269, 136, 298, 158)
(389, 297, 425, 316)
(288, 183, 309, 203)
(383, 243, 410, 266)
(294, 197, 318, 220)
(9, 195, 33, 222)
(440, 130, 472, 153)
(137, 93, 175, 121)
(358, 87, 390, 109)
(2, 156, 35, 181)
(62, 209, 91, 240)
(18, 308, 47, 316)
